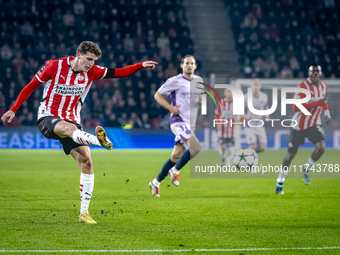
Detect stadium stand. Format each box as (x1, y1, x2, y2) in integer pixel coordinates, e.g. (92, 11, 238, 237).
(226, 0, 340, 79)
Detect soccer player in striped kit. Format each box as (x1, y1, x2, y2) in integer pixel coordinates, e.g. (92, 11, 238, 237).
(1, 41, 157, 223)
(276, 64, 331, 194)
(215, 88, 236, 167)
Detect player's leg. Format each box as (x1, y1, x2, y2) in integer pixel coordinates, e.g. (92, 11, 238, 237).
(245, 127, 256, 151)
(258, 142, 266, 152)
(255, 127, 267, 153)
(169, 135, 201, 186)
(38, 116, 99, 222)
(249, 143, 256, 151)
(149, 123, 188, 196)
(219, 139, 227, 166)
(276, 128, 304, 194)
(225, 140, 236, 167)
(149, 143, 185, 196)
(310, 141, 326, 161)
(276, 151, 297, 194)
(70, 146, 97, 224)
(54, 120, 113, 150)
(302, 126, 326, 185)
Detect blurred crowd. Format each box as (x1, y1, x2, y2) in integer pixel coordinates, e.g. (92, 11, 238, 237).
(227, 0, 340, 79)
(0, 0, 198, 128)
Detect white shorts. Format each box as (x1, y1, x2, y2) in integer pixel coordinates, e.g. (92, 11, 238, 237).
(245, 127, 267, 145)
(170, 123, 194, 145)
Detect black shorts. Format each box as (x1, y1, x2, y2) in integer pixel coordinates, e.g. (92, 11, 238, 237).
(287, 125, 325, 154)
(220, 137, 235, 145)
(37, 116, 86, 155)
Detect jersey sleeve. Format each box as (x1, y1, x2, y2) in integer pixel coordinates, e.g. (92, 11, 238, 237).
(10, 77, 42, 113)
(157, 77, 180, 96)
(91, 65, 108, 80)
(35, 60, 55, 83)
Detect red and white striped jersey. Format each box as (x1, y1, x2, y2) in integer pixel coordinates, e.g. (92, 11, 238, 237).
(215, 99, 235, 138)
(35, 56, 107, 123)
(292, 79, 328, 130)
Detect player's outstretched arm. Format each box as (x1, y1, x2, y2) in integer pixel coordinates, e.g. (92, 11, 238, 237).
(154, 91, 180, 115)
(1, 77, 42, 125)
(103, 61, 158, 79)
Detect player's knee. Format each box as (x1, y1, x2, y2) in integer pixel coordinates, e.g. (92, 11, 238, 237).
(315, 142, 326, 154)
(196, 142, 201, 154)
(287, 145, 298, 155)
(171, 151, 182, 162)
(170, 155, 180, 162)
(259, 144, 266, 152)
(190, 143, 201, 156)
(67, 125, 77, 136)
(82, 156, 93, 170)
(285, 152, 296, 162)
(61, 123, 77, 137)
(55, 121, 77, 137)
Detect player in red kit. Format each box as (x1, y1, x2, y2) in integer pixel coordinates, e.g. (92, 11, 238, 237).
(1, 41, 157, 223)
(276, 64, 331, 194)
(215, 88, 236, 167)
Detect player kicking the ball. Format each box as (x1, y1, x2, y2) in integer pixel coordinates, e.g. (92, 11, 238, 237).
(149, 55, 202, 197)
(215, 88, 236, 167)
(276, 64, 331, 194)
(1, 41, 157, 222)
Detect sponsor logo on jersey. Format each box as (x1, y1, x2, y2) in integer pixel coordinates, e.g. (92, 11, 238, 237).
(55, 84, 84, 96)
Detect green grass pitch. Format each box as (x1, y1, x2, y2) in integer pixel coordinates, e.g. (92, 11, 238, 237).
(0, 149, 340, 255)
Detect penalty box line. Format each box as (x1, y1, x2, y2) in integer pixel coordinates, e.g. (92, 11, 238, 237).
(1, 247, 340, 253)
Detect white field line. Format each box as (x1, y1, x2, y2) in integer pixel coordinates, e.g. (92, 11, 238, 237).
(1, 247, 340, 253)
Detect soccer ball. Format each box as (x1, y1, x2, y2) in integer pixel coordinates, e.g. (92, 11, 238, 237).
(233, 148, 258, 172)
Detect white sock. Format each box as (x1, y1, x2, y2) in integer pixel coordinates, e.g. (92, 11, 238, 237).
(304, 157, 316, 172)
(172, 167, 180, 174)
(80, 173, 94, 214)
(229, 147, 236, 156)
(72, 129, 100, 146)
(226, 147, 236, 165)
(152, 178, 160, 187)
(222, 150, 227, 160)
(277, 165, 289, 183)
(227, 147, 236, 161)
